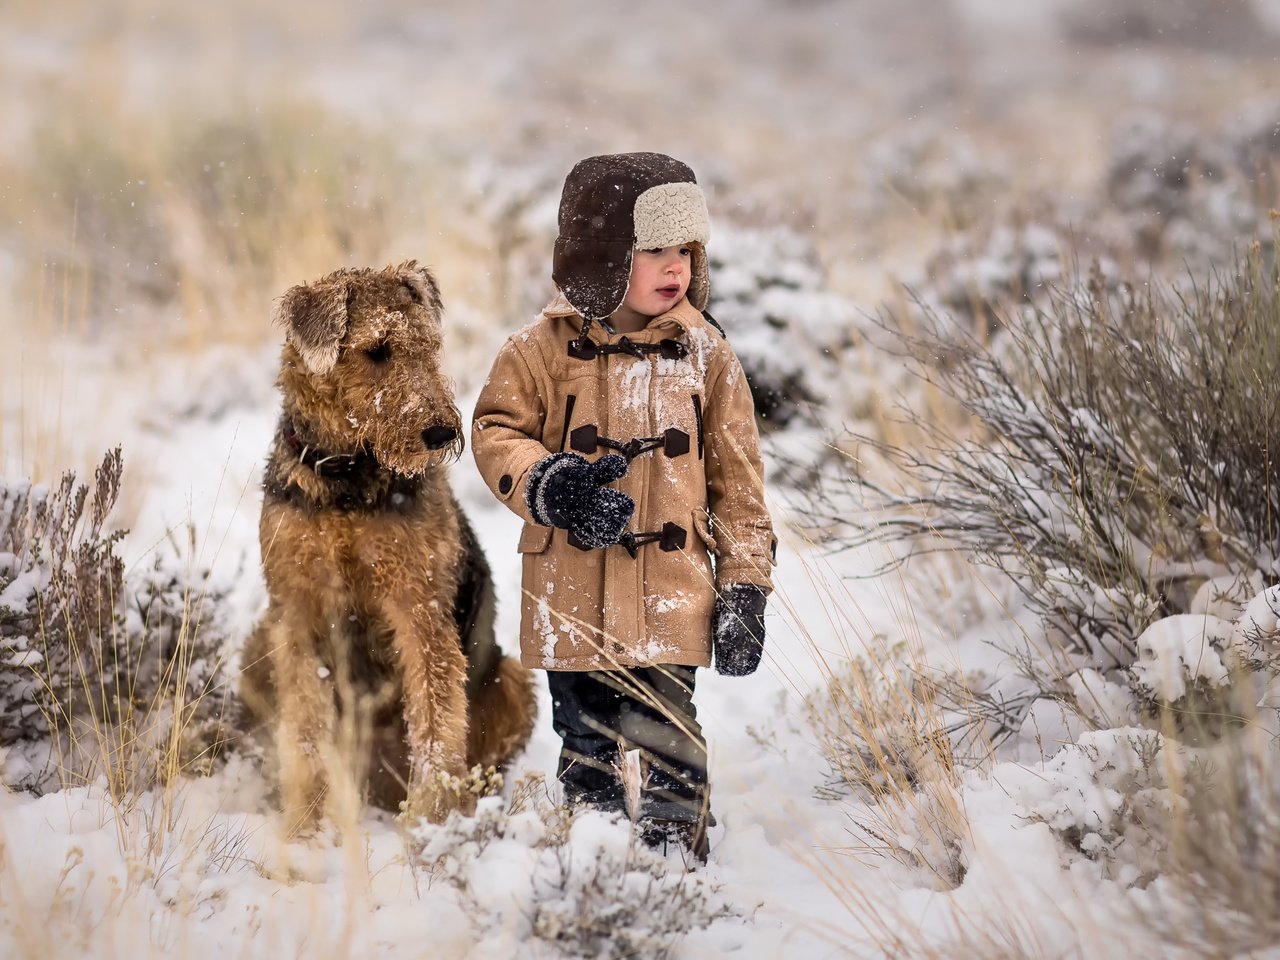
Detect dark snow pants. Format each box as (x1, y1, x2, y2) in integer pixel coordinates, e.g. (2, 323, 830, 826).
(546, 664, 709, 824)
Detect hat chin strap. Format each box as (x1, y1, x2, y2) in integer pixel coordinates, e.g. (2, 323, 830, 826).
(572, 314, 596, 350)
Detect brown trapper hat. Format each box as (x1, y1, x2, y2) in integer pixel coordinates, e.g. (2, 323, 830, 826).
(552, 152, 710, 321)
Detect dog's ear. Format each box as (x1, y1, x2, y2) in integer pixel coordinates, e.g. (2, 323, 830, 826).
(276, 281, 349, 374)
(399, 261, 443, 317)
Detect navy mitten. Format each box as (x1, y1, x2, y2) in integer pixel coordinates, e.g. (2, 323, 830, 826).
(526, 453, 634, 548)
(713, 583, 768, 676)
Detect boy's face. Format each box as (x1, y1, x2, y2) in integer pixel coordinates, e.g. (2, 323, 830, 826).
(621, 244, 692, 319)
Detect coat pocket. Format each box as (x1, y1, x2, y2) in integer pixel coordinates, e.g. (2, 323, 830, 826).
(689, 509, 717, 554)
(518, 522, 554, 554)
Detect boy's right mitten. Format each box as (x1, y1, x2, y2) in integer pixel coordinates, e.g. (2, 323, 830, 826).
(526, 453, 634, 549)
(712, 583, 768, 676)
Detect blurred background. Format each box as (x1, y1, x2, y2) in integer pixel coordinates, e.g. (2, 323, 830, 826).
(2, 0, 1278, 486)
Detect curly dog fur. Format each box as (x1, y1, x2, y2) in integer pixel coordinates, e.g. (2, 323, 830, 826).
(239, 261, 536, 832)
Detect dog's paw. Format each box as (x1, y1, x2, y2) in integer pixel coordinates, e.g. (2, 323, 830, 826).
(279, 799, 326, 841)
(259, 821, 339, 884)
(398, 782, 451, 825)
(399, 767, 496, 824)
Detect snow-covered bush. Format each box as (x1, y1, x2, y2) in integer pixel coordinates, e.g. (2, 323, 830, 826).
(1129, 615, 1235, 718)
(912, 217, 1071, 332)
(858, 124, 1007, 227)
(902, 113, 1276, 342)
(1002, 711, 1280, 954)
(124, 527, 239, 777)
(705, 226, 858, 430)
(1058, 0, 1265, 52)
(993, 728, 1174, 885)
(1106, 114, 1243, 259)
(804, 246, 1280, 948)
(1230, 97, 1280, 200)
(0, 450, 233, 793)
(1119, 583, 1280, 742)
(1100, 112, 1271, 271)
(816, 245, 1280, 758)
(893, 110, 1277, 347)
(1105, 115, 1226, 219)
(1, 452, 122, 744)
(413, 789, 738, 958)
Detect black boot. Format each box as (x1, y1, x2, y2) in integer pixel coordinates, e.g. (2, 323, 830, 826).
(559, 764, 626, 814)
(624, 664, 712, 864)
(638, 813, 710, 865)
(548, 670, 628, 815)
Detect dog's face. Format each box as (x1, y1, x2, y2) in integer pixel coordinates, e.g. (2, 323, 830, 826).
(275, 261, 464, 475)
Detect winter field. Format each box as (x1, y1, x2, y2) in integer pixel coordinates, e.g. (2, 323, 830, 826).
(3, 1, 1280, 957)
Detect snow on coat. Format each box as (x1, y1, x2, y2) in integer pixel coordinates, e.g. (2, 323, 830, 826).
(472, 295, 775, 671)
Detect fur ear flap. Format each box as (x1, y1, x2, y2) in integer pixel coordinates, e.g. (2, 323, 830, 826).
(399, 261, 443, 316)
(276, 281, 349, 374)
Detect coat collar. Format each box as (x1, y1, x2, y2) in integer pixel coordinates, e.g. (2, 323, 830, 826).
(542, 292, 705, 341)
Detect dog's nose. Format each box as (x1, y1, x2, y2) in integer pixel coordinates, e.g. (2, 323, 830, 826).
(422, 425, 458, 450)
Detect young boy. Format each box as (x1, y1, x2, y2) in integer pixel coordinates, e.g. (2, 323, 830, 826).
(471, 152, 775, 862)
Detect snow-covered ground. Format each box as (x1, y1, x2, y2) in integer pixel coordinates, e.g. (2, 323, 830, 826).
(0, 322, 917, 955)
(0, 346, 1148, 955)
(3, 1, 1280, 957)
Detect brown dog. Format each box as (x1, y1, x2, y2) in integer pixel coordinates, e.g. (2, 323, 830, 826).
(239, 261, 536, 832)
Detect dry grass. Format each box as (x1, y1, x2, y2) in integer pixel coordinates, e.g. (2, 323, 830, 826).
(805, 636, 970, 890)
(1135, 725, 1280, 955)
(2, 93, 415, 346)
(0, 92, 384, 477)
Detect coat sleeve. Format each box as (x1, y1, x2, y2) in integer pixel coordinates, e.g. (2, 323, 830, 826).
(471, 336, 550, 525)
(702, 347, 776, 591)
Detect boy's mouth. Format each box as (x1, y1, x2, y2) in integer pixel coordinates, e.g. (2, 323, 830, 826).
(657, 285, 681, 297)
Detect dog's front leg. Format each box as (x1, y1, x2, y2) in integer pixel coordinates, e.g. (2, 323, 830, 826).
(385, 602, 473, 823)
(265, 610, 338, 836)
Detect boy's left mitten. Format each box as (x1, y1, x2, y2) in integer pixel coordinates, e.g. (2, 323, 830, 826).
(526, 453, 634, 549)
(712, 583, 768, 676)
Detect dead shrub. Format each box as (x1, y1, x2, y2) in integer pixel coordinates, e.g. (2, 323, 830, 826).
(0, 449, 234, 796)
(820, 252, 1279, 693)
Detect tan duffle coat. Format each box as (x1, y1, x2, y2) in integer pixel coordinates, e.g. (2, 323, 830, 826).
(472, 295, 776, 671)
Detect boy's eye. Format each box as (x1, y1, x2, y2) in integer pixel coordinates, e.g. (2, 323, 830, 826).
(365, 342, 391, 363)
(679, 247, 692, 257)
(641, 247, 664, 255)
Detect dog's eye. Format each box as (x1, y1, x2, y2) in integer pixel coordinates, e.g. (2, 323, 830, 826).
(402, 281, 424, 305)
(365, 342, 391, 363)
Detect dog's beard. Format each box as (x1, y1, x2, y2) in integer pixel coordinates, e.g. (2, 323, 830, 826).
(372, 414, 464, 476)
